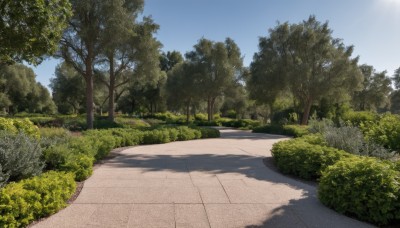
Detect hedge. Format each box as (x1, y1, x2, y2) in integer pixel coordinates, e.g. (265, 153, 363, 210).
(0, 171, 76, 227)
(253, 124, 309, 137)
(43, 126, 220, 181)
(271, 138, 351, 179)
(318, 157, 400, 225)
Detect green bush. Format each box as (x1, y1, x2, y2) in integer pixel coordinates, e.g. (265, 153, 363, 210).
(0, 132, 44, 186)
(361, 114, 400, 151)
(282, 125, 309, 137)
(62, 155, 93, 181)
(39, 127, 71, 149)
(0, 171, 76, 227)
(271, 138, 351, 179)
(318, 157, 400, 225)
(192, 127, 220, 138)
(43, 143, 94, 182)
(0, 118, 40, 138)
(342, 111, 377, 126)
(298, 133, 327, 146)
(142, 130, 170, 144)
(221, 119, 261, 129)
(253, 124, 309, 137)
(176, 126, 200, 141)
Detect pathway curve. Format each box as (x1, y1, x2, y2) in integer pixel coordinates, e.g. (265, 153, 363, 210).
(34, 128, 374, 228)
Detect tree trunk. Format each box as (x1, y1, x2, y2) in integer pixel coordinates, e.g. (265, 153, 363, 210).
(210, 97, 216, 121)
(85, 71, 94, 129)
(207, 97, 211, 122)
(301, 99, 313, 125)
(108, 55, 115, 122)
(186, 102, 190, 124)
(85, 48, 94, 129)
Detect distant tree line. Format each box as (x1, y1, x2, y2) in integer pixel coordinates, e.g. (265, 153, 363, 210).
(1, 1, 399, 127)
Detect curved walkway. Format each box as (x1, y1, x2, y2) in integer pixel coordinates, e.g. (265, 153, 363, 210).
(34, 128, 374, 228)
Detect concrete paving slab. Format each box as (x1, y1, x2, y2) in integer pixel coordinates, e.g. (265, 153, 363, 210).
(197, 186, 231, 203)
(101, 186, 202, 204)
(85, 204, 133, 228)
(84, 178, 194, 188)
(127, 204, 175, 227)
(175, 204, 211, 228)
(32, 204, 99, 228)
(191, 177, 222, 187)
(204, 203, 307, 228)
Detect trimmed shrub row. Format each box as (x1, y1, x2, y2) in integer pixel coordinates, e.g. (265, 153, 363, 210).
(0, 171, 76, 227)
(43, 126, 220, 181)
(271, 137, 350, 179)
(271, 134, 400, 225)
(253, 124, 309, 137)
(319, 157, 400, 225)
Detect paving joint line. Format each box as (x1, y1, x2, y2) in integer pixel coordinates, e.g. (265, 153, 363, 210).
(185, 158, 212, 228)
(215, 175, 232, 204)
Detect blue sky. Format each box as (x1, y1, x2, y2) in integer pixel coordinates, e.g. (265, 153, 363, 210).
(32, 0, 400, 90)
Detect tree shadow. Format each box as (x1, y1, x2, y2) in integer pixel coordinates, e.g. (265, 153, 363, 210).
(102, 151, 374, 228)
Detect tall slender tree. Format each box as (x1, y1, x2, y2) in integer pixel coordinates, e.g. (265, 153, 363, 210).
(186, 38, 243, 121)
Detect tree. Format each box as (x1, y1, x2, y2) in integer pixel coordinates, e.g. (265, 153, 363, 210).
(160, 51, 184, 72)
(50, 63, 85, 114)
(97, 1, 161, 121)
(250, 16, 362, 124)
(0, 0, 71, 65)
(0, 64, 55, 114)
(60, 0, 149, 128)
(166, 62, 199, 122)
(248, 37, 286, 120)
(352, 64, 392, 111)
(392, 66, 400, 89)
(186, 38, 243, 121)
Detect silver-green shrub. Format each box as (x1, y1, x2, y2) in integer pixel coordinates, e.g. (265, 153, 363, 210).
(0, 131, 44, 186)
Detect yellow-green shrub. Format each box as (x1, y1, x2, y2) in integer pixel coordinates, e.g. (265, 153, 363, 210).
(0, 171, 76, 227)
(0, 118, 39, 139)
(318, 157, 400, 225)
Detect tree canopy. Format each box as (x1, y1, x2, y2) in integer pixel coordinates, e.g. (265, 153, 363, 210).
(0, 0, 72, 65)
(249, 16, 362, 124)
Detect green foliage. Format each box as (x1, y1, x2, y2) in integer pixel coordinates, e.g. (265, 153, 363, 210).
(253, 124, 309, 137)
(341, 111, 378, 126)
(142, 130, 171, 144)
(0, 65, 56, 114)
(271, 138, 351, 179)
(361, 114, 400, 151)
(0, 118, 40, 138)
(318, 157, 400, 225)
(221, 119, 261, 129)
(250, 16, 362, 125)
(0, 131, 44, 186)
(352, 64, 392, 112)
(0, 0, 72, 65)
(176, 126, 201, 141)
(191, 127, 221, 138)
(62, 155, 93, 182)
(0, 171, 76, 227)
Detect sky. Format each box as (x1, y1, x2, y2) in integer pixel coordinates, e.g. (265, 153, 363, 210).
(32, 0, 400, 90)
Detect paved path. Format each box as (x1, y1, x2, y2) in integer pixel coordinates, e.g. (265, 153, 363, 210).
(34, 128, 374, 228)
